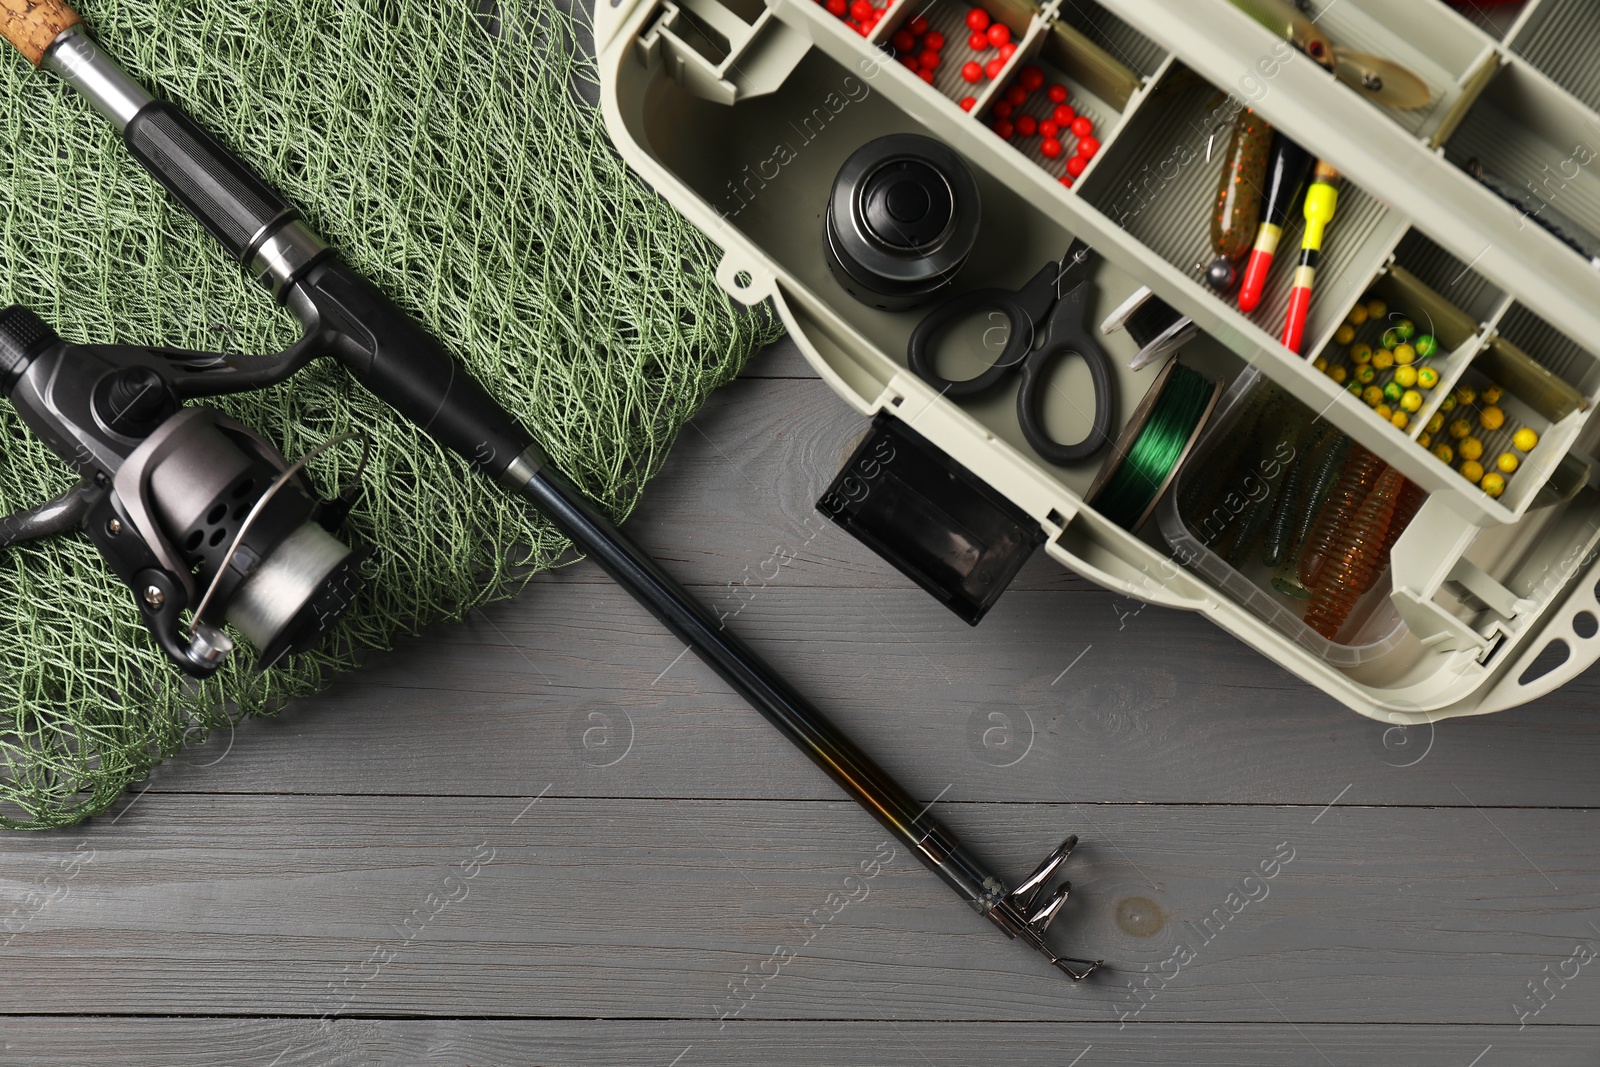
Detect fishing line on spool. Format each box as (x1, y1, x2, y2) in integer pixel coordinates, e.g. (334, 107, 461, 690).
(1091, 362, 1217, 530)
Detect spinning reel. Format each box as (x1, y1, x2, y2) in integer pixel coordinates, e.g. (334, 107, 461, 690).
(0, 305, 363, 676)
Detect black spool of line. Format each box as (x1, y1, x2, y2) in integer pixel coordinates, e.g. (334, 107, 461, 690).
(825, 134, 981, 312)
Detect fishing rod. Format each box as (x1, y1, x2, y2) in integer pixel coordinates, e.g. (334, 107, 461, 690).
(0, 1, 1101, 978)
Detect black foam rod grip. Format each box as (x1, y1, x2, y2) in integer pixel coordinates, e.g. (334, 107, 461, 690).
(124, 101, 291, 260)
(290, 257, 534, 478)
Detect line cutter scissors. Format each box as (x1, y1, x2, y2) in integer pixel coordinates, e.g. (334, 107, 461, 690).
(908, 239, 1117, 465)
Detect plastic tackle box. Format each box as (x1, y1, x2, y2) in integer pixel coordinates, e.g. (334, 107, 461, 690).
(594, 0, 1600, 722)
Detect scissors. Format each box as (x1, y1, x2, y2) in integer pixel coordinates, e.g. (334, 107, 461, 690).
(908, 240, 1118, 465)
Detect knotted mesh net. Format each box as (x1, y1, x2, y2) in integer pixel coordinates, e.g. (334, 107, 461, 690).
(0, 0, 780, 828)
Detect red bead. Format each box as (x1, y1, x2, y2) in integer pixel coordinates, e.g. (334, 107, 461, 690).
(1047, 84, 1068, 103)
(986, 22, 1010, 46)
(1059, 175, 1074, 188)
(1052, 103, 1075, 126)
(857, 20, 871, 34)
(1019, 65, 1044, 91)
(918, 68, 935, 82)
(993, 118, 1014, 139)
(925, 30, 944, 49)
(825, 0, 846, 16)
(1077, 135, 1100, 158)
(959, 95, 977, 111)
(850, 1, 873, 20)
(1040, 137, 1062, 159)
(1015, 114, 1037, 136)
(909, 14, 929, 34)
(961, 60, 983, 82)
(1066, 154, 1087, 177)
(1070, 115, 1093, 138)
(997, 42, 1016, 60)
(965, 7, 990, 31)
(985, 57, 1004, 79)
(901, 54, 920, 69)
(918, 49, 940, 69)
(968, 30, 989, 50)
(1039, 119, 1058, 138)
(991, 100, 1013, 119)
(892, 28, 916, 51)
(1005, 85, 1027, 106)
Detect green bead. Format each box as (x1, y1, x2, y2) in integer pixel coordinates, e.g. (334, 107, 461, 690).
(1414, 333, 1438, 358)
(1382, 381, 1403, 403)
(1395, 318, 1416, 340)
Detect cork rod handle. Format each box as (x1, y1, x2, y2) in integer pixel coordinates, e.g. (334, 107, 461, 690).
(0, 0, 80, 66)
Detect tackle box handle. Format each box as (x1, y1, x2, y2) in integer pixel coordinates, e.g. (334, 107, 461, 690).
(1480, 550, 1600, 713)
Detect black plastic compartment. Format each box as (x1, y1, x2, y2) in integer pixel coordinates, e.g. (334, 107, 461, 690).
(819, 413, 1044, 623)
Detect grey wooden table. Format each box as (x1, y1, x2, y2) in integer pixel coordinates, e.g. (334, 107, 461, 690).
(4, 335, 1599, 1065)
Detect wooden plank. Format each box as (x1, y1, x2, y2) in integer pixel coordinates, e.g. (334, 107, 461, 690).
(0, 1019, 1585, 1067)
(3, 796, 1597, 1023)
(161, 570, 1600, 807)
(124, 367, 1600, 807)
(740, 334, 818, 380)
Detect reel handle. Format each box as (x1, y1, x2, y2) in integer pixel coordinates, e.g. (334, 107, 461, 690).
(0, 0, 79, 66)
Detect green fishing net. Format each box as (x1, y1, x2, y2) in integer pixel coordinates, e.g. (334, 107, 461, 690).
(0, 0, 782, 828)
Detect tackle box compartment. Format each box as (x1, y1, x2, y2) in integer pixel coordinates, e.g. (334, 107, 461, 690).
(595, 0, 1600, 721)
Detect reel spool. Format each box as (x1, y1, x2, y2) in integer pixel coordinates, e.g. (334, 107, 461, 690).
(825, 133, 981, 312)
(0, 305, 364, 676)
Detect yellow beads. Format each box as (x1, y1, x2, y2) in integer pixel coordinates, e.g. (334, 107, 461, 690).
(1347, 304, 1369, 327)
(1393, 343, 1416, 366)
(1362, 385, 1383, 406)
(1481, 384, 1503, 405)
(1449, 418, 1472, 439)
(1481, 472, 1506, 498)
(1460, 460, 1484, 484)
(1433, 442, 1454, 464)
(1427, 413, 1444, 434)
(1479, 406, 1505, 431)
(1513, 427, 1539, 452)
(1393, 365, 1418, 388)
(1350, 342, 1372, 364)
(1458, 436, 1483, 461)
(1497, 451, 1519, 474)
(1391, 410, 1409, 430)
(1329, 365, 1347, 384)
(1366, 299, 1387, 319)
(1334, 323, 1355, 345)
(1400, 389, 1423, 413)
(1372, 349, 1394, 370)
(1417, 366, 1439, 390)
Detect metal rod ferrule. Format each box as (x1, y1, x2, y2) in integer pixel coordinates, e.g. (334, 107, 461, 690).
(42, 25, 152, 131)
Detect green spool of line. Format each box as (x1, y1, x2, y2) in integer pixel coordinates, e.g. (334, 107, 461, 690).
(1087, 361, 1222, 530)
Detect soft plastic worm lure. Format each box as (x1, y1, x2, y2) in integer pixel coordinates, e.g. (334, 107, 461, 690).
(1360, 477, 1426, 593)
(1225, 437, 1286, 568)
(1299, 444, 1383, 590)
(1206, 109, 1272, 293)
(1292, 431, 1348, 561)
(1304, 466, 1405, 639)
(1262, 421, 1322, 567)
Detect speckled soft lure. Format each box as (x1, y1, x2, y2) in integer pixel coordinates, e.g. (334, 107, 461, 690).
(1293, 431, 1349, 564)
(1262, 421, 1317, 568)
(1207, 109, 1272, 292)
(1299, 444, 1383, 590)
(1227, 0, 1432, 110)
(1225, 442, 1285, 568)
(1305, 467, 1405, 640)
